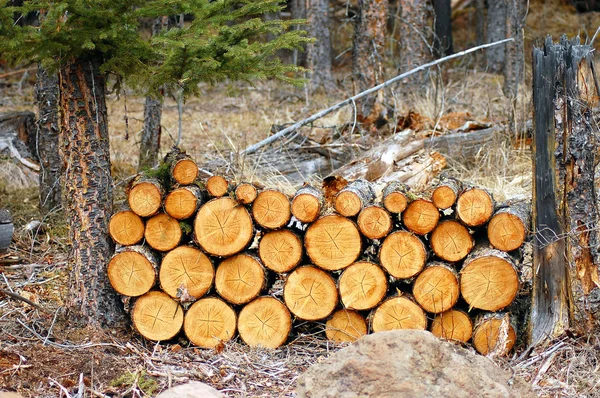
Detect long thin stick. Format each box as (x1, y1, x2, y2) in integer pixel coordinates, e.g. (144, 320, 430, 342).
(0, 287, 50, 313)
(243, 38, 514, 155)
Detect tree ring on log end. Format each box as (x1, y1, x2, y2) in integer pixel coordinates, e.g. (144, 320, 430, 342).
(379, 231, 427, 279)
(413, 264, 459, 313)
(258, 229, 303, 273)
(160, 246, 214, 300)
(132, 291, 183, 341)
(235, 183, 258, 205)
(108, 250, 155, 297)
(164, 188, 199, 220)
(128, 182, 162, 217)
(206, 175, 229, 197)
(472, 314, 516, 356)
(430, 220, 473, 262)
(370, 296, 427, 333)
(144, 213, 182, 252)
(172, 159, 198, 185)
(238, 297, 292, 348)
(252, 190, 291, 229)
(402, 199, 440, 235)
(339, 262, 387, 310)
(284, 266, 338, 320)
(109, 211, 144, 246)
(291, 193, 321, 223)
(383, 192, 408, 214)
(357, 206, 392, 240)
(184, 297, 237, 349)
(432, 185, 457, 210)
(215, 254, 265, 305)
(456, 188, 494, 227)
(430, 309, 473, 343)
(305, 215, 362, 271)
(325, 310, 367, 343)
(487, 212, 526, 252)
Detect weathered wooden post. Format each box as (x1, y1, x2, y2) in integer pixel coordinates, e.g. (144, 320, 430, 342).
(530, 36, 599, 345)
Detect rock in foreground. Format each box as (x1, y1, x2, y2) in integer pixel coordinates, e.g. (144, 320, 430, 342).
(156, 381, 224, 398)
(297, 330, 534, 398)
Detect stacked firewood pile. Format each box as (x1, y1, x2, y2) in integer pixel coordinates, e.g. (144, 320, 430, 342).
(107, 149, 529, 355)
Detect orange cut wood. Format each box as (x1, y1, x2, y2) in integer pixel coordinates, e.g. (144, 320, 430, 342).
(128, 179, 163, 217)
(252, 190, 291, 229)
(431, 310, 473, 343)
(357, 205, 393, 240)
(305, 215, 362, 271)
(472, 313, 516, 356)
(237, 297, 292, 348)
(413, 263, 459, 313)
(235, 183, 258, 205)
(132, 291, 184, 341)
(431, 178, 462, 210)
(456, 187, 495, 227)
(107, 247, 156, 297)
(258, 229, 303, 273)
(206, 176, 229, 197)
(215, 254, 266, 305)
(164, 186, 201, 220)
(430, 220, 474, 262)
(284, 266, 338, 320)
(159, 246, 214, 300)
(379, 231, 427, 279)
(184, 297, 237, 349)
(108, 210, 144, 246)
(144, 213, 182, 252)
(382, 181, 410, 214)
(487, 202, 529, 252)
(370, 296, 428, 333)
(334, 179, 375, 217)
(291, 185, 322, 223)
(172, 158, 198, 185)
(325, 310, 368, 343)
(402, 199, 440, 235)
(339, 262, 388, 310)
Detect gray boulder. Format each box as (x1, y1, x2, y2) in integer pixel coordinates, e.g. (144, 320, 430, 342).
(156, 381, 224, 398)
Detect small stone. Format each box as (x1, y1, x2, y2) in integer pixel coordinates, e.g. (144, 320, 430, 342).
(156, 381, 224, 398)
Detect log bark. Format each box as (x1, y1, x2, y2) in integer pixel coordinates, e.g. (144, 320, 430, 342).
(430, 309, 473, 343)
(131, 291, 184, 341)
(215, 254, 266, 305)
(238, 296, 292, 348)
(305, 215, 362, 271)
(36, 65, 61, 212)
(59, 56, 125, 327)
(0, 209, 14, 252)
(284, 265, 338, 320)
(339, 261, 388, 310)
(433, 0, 453, 57)
(107, 245, 157, 297)
(334, 179, 375, 217)
(325, 310, 368, 343)
(184, 297, 237, 348)
(306, 0, 334, 92)
(159, 245, 214, 301)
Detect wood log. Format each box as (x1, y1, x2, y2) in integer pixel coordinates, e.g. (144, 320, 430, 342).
(402, 199, 440, 235)
(460, 246, 519, 311)
(334, 179, 375, 217)
(235, 183, 258, 205)
(215, 254, 266, 305)
(144, 213, 182, 252)
(429, 220, 474, 262)
(338, 261, 387, 310)
(107, 245, 157, 297)
(357, 205, 392, 240)
(193, 197, 254, 257)
(0, 111, 37, 160)
(108, 210, 145, 246)
(258, 229, 303, 273)
(283, 266, 338, 321)
(159, 246, 214, 301)
(184, 297, 237, 349)
(379, 231, 427, 279)
(325, 309, 368, 343)
(305, 215, 362, 271)
(291, 184, 323, 223)
(431, 177, 462, 210)
(128, 177, 164, 217)
(424, 126, 502, 162)
(168, 151, 199, 185)
(413, 262, 459, 314)
(206, 175, 229, 197)
(0, 209, 14, 252)
(370, 296, 428, 333)
(382, 181, 411, 214)
(252, 189, 291, 229)
(455, 187, 495, 227)
(472, 313, 516, 356)
(131, 291, 184, 341)
(164, 186, 202, 220)
(430, 309, 473, 343)
(237, 296, 292, 348)
(487, 201, 530, 252)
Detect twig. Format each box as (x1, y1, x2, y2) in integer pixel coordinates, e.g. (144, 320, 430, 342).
(0, 287, 50, 313)
(0, 67, 36, 79)
(243, 38, 514, 155)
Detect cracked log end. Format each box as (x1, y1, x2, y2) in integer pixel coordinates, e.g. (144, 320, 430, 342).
(184, 297, 237, 349)
(145, 213, 182, 252)
(108, 211, 145, 246)
(339, 261, 388, 310)
(413, 262, 459, 314)
(128, 180, 163, 217)
(172, 158, 198, 185)
(206, 175, 229, 197)
(107, 247, 156, 297)
(430, 309, 473, 343)
(325, 309, 368, 343)
(258, 229, 303, 273)
(430, 220, 474, 262)
(252, 190, 291, 230)
(159, 246, 214, 300)
(238, 296, 292, 348)
(215, 254, 266, 305)
(164, 186, 201, 220)
(132, 291, 184, 341)
(379, 231, 427, 279)
(370, 296, 427, 333)
(235, 183, 258, 205)
(403, 199, 440, 235)
(357, 205, 393, 240)
(305, 215, 362, 271)
(284, 266, 338, 321)
(456, 188, 494, 227)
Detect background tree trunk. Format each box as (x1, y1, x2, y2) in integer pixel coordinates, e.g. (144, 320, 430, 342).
(59, 56, 125, 327)
(486, 0, 506, 73)
(503, 0, 526, 99)
(290, 0, 307, 67)
(399, 0, 432, 92)
(475, 0, 486, 47)
(36, 65, 61, 212)
(353, 0, 388, 126)
(432, 0, 453, 57)
(306, 0, 334, 92)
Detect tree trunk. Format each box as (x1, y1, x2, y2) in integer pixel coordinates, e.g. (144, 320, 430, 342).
(475, 0, 486, 47)
(398, 0, 431, 91)
(353, 0, 388, 126)
(306, 0, 334, 92)
(486, 0, 506, 73)
(290, 0, 307, 67)
(36, 65, 61, 212)
(503, 0, 526, 99)
(58, 56, 125, 327)
(432, 0, 453, 57)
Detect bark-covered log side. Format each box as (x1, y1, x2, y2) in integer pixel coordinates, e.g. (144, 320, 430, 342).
(399, 0, 431, 91)
(353, 0, 388, 126)
(59, 56, 125, 327)
(486, 0, 506, 73)
(306, 0, 334, 92)
(36, 65, 62, 212)
(529, 38, 572, 345)
(432, 0, 453, 57)
(503, 0, 526, 100)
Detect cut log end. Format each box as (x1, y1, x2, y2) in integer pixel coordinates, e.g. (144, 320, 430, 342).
(413, 263, 459, 314)
(215, 254, 266, 305)
(164, 187, 200, 220)
(334, 191, 362, 217)
(184, 297, 237, 349)
(305, 215, 362, 271)
(238, 297, 292, 348)
(325, 310, 368, 343)
(456, 188, 494, 227)
(431, 310, 473, 343)
(258, 229, 303, 273)
(472, 314, 516, 356)
(402, 199, 440, 235)
(235, 183, 258, 205)
(144, 213, 182, 252)
(132, 291, 184, 341)
(194, 198, 254, 257)
(206, 176, 229, 197)
(108, 211, 144, 246)
(107, 249, 156, 297)
(461, 249, 519, 311)
(488, 212, 527, 252)
(291, 193, 321, 223)
(159, 246, 214, 300)
(379, 231, 427, 279)
(172, 159, 198, 185)
(371, 296, 428, 333)
(284, 266, 338, 321)
(128, 181, 163, 217)
(432, 185, 457, 210)
(430, 220, 474, 262)
(383, 192, 408, 214)
(339, 262, 388, 310)
(252, 190, 291, 229)
(357, 206, 392, 240)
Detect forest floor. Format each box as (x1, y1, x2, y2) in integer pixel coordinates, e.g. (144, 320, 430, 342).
(3, 2, 600, 396)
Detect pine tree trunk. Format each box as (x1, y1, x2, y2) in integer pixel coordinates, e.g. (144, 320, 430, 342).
(59, 56, 125, 327)
(475, 0, 486, 47)
(503, 0, 526, 99)
(353, 0, 388, 126)
(399, 0, 431, 91)
(306, 0, 334, 92)
(290, 0, 307, 67)
(486, 0, 506, 73)
(432, 0, 453, 57)
(36, 65, 61, 212)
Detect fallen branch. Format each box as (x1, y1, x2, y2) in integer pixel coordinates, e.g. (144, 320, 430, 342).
(0, 287, 50, 313)
(0, 67, 36, 80)
(243, 38, 514, 155)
